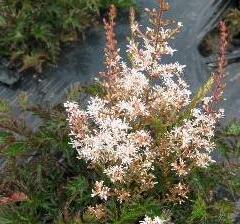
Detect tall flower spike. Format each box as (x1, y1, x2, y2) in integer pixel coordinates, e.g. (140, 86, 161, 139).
(213, 21, 228, 101)
(206, 21, 228, 114)
(102, 5, 121, 86)
(154, 0, 170, 49)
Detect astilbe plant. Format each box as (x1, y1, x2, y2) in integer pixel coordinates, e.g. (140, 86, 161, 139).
(65, 1, 227, 222)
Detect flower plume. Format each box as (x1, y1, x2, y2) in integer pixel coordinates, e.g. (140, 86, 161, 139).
(64, 1, 224, 211)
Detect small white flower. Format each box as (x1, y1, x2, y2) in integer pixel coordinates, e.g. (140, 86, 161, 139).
(178, 22, 183, 27)
(139, 215, 166, 224)
(91, 181, 110, 201)
(104, 165, 125, 183)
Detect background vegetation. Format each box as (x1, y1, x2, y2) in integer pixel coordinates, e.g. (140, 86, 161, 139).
(0, 0, 135, 73)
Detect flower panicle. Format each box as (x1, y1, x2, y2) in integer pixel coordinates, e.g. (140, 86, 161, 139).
(206, 21, 229, 114)
(102, 5, 121, 86)
(213, 21, 228, 100)
(64, 1, 225, 211)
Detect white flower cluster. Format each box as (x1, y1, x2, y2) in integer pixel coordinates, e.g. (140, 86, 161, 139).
(139, 216, 166, 224)
(64, 6, 224, 206)
(169, 106, 224, 172)
(91, 181, 110, 201)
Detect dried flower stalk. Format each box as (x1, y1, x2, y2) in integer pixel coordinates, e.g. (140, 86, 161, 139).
(213, 21, 228, 103)
(205, 21, 229, 114)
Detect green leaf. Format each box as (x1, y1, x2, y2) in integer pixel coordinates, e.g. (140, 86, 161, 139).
(0, 15, 6, 26)
(66, 176, 91, 206)
(66, 176, 90, 197)
(190, 76, 214, 109)
(0, 132, 10, 144)
(151, 117, 168, 137)
(114, 199, 162, 224)
(5, 142, 27, 157)
(225, 121, 240, 136)
(31, 24, 53, 42)
(190, 197, 207, 221)
(177, 76, 214, 124)
(0, 99, 10, 113)
(82, 83, 106, 96)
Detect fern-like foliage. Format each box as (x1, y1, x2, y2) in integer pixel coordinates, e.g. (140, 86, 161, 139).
(0, 0, 134, 73)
